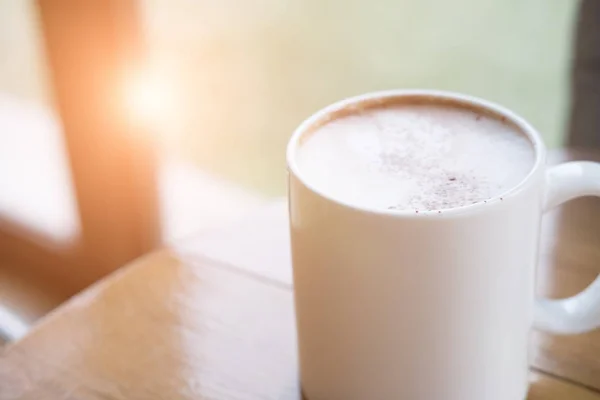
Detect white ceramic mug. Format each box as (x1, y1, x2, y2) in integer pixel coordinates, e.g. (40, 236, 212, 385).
(287, 90, 600, 400)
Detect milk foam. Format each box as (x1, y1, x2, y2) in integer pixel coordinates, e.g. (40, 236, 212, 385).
(295, 104, 535, 211)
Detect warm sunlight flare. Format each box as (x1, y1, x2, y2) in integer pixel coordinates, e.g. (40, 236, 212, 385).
(123, 67, 176, 130)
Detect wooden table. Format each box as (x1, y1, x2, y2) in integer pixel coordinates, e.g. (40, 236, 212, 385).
(2, 150, 600, 400)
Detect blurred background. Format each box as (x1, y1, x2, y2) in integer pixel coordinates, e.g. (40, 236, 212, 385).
(0, 0, 585, 341)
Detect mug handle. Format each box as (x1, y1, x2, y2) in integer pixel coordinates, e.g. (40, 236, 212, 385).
(534, 161, 600, 334)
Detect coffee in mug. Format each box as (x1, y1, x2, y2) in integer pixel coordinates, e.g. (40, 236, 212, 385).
(296, 100, 534, 211)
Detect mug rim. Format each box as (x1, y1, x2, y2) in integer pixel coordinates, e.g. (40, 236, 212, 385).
(286, 89, 546, 218)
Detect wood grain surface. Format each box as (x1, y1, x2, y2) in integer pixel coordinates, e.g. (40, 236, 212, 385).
(1, 149, 600, 399)
(0, 250, 598, 400)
